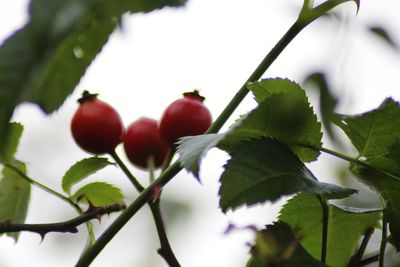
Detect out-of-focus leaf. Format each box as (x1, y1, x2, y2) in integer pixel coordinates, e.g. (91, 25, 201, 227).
(369, 26, 399, 50)
(279, 194, 381, 267)
(247, 222, 325, 267)
(0, 0, 187, 151)
(71, 181, 124, 206)
(0, 162, 31, 241)
(304, 72, 338, 141)
(219, 137, 356, 212)
(0, 122, 23, 163)
(62, 157, 114, 194)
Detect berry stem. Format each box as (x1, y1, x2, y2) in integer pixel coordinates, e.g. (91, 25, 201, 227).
(317, 195, 329, 264)
(379, 211, 388, 267)
(109, 150, 144, 192)
(109, 151, 180, 267)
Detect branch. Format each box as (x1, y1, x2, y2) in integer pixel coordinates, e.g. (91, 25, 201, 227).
(0, 203, 125, 238)
(347, 228, 374, 266)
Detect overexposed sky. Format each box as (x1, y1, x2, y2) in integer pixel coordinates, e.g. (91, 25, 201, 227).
(1, 1, 400, 267)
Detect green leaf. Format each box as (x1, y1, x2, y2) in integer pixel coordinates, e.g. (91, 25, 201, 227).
(304, 72, 338, 142)
(279, 194, 381, 267)
(0, 0, 187, 151)
(334, 98, 400, 175)
(240, 78, 322, 162)
(0, 162, 31, 241)
(71, 181, 124, 206)
(219, 138, 356, 212)
(62, 157, 114, 194)
(334, 98, 400, 250)
(177, 133, 227, 179)
(0, 122, 23, 163)
(178, 79, 322, 179)
(247, 222, 325, 267)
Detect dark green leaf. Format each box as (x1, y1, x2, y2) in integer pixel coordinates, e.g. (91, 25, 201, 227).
(0, 0, 187, 151)
(334, 98, 400, 175)
(334, 98, 400, 250)
(247, 222, 325, 267)
(62, 157, 114, 194)
(279, 194, 381, 267)
(0, 162, 31, 241)
(369, 26, 399, 50)
(0, 122, 23, 163)
(241, 78, 322, 162)
(304, 72, 338, 141)
(71, 181, 124, 206)
(219, 138, 355, 212)
(178, 79, 322, 180)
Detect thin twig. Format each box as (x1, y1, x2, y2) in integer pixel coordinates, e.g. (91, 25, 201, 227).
(317, 195, 329, 264)
(347, 228, 374, 266)
(0, 204, 125, 238)
(379, 211, 388, 267)
(359, 254, 379, 266)
(110, 151, 180, 267)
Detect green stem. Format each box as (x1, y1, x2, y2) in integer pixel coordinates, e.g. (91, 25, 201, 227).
(4, 162, 73, 205)
(76, 162, 181, 267)
(317, 195, 329, 264)
(148, 157, 156, 183)
(162, 147, 176, 173)
(379, 211, 388, 267)
(109, 152, 180, 267)
(299, 145, 400, 181)
(347, 228, 374, 266)
(3, 162, 97, 245)
(207, 21, 305, 134)
(109, 150, 144, 191)
(76, 3, 348, 265)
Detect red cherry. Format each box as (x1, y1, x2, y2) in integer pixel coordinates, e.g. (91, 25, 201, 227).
(123, 117, 169, 169)
(159, 90, 212, 146)
(71, 91, 124, 155)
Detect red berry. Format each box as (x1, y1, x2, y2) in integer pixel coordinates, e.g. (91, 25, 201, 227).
(159, 90, 212, 146)
(71, 91, 124, 155)
(123, 117, 169, 169)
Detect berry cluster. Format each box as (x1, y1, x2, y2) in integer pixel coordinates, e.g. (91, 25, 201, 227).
(71, 90, 212, 169)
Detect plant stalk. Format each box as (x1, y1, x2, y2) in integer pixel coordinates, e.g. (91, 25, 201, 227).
(76, 3, 349, 265)
(379, 211, 388, 267)
(109, 152, 180, 267)
(4, 162, 97, 245)
(318, 195, 329, 264)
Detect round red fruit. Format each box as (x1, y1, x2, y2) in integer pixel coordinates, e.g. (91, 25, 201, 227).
(124, 117, 169, 169)
(159, 90, 212, 146)
(71, 91, 124, 155)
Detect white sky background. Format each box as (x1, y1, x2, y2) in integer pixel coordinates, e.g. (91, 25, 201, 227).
(1, 0, 400, 266)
